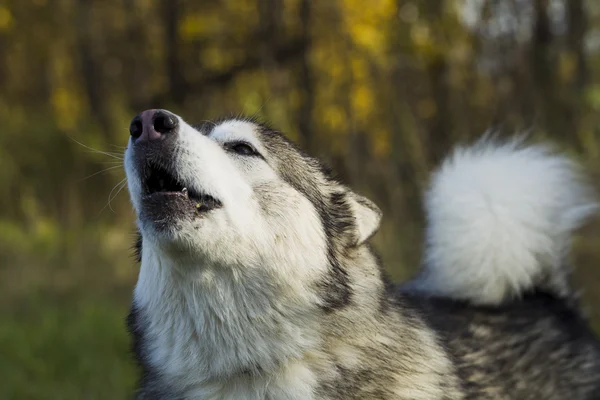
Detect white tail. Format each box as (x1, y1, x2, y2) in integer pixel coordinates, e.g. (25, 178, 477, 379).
(411, 137, 598, 305)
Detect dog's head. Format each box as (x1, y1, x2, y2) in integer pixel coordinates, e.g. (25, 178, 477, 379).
(124, 110, 381, 308)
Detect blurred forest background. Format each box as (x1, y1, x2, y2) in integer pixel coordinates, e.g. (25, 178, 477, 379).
(1, 0, 600, 398)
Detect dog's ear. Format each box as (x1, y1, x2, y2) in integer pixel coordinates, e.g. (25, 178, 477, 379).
(348, 192, 382, 246)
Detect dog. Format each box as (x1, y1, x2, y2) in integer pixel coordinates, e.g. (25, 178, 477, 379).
(124, 109, 600, 399)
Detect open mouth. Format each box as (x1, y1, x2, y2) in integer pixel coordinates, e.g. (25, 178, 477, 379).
(142, 164, 222, 213)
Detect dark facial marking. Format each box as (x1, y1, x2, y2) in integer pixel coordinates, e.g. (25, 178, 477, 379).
(133, 230, 142, 263)
(252, 123, 356, 311)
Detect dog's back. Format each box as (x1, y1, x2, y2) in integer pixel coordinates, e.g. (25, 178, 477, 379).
(403, 290, 600, 399)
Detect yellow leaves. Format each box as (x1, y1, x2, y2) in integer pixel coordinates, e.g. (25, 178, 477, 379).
(351, 23, 384, 53)
(0, 6, 14, 32)
(20, 186, 39, 220)
(51, 88, 81, 132)
(342, 0, 395, 25)
(410, 23, 431, 49)
(350, 59, 373, 121)
(371, 127, 391, 157)
(201, 46, 234, 71)
(351, 85, 373, 122)
(322, 105, 347, 132)
(314, 46, 344, 80)
(240, 91, 264, 114)
(351, 57, 368, 80)
(410, 22, 443, 62)
(35, 217, 59, 246)
(180, 14, 216, 39)
(48, 42, 86, 131)
(342, 0, 395, 56)
(558, 53, 577, 84)
(403, 3, 474, 70)
(180, 1, 258, 41)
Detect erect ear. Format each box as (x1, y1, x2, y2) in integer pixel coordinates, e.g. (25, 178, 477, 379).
(347, 192, 382, 246)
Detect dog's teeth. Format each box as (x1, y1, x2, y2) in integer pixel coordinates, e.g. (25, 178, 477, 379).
(182, 188, 188, 196)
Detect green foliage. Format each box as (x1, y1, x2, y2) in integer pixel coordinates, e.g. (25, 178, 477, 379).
(0, 299, 136, 400)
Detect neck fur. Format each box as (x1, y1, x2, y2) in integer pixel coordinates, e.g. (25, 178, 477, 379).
(134, 244, 323, 387)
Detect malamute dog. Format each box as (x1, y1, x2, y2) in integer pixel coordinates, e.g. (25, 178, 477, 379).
(124, 109, 600, 399)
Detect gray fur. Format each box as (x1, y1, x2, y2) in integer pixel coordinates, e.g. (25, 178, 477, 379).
(125, 115, 600, 399)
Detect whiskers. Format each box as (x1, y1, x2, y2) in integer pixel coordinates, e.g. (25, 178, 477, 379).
(69, 137, 125, 161)
(97, 177, 129, 216)
(78, 165, 124, 182)
(70, 137, 129, 215)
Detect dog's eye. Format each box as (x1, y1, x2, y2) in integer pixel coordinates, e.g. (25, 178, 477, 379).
(228, 142, 257, 156)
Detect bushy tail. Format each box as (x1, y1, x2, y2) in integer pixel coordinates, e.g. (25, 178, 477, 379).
(411, 137, 598, 305)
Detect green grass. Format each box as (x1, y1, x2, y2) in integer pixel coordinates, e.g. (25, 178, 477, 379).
(0, 298, 137, 400)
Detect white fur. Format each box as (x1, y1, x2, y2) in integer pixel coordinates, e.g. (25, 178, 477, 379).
(125, 118, 331, 398)
(414, 138, 598, 305)
(134, 243, 322, 398)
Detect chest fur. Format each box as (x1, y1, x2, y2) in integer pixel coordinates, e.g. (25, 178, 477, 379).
(129, 304, 320, 399)
(129, 272, 322, 398)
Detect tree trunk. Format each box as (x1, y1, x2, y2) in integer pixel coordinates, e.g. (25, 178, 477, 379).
(76, 0, 107, 129)
(163, 0, 185, 106)
(297, 0, 315, 152)
(567, 0, 587, 91)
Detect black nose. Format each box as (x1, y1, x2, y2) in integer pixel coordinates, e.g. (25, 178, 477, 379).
(153, 111, 177, 134)
(129, 109, 179, 143)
